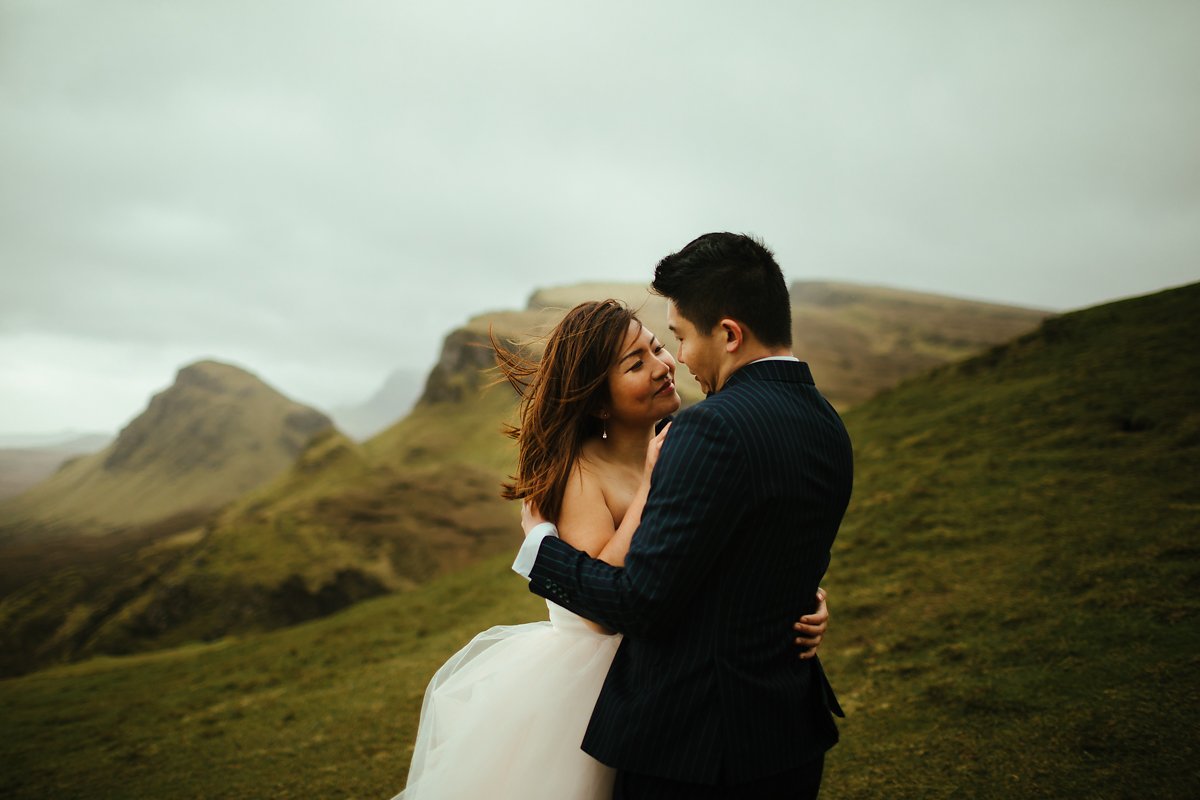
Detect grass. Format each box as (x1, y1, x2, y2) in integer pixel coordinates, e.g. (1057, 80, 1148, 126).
(817, 282, 1200, 797)
(0, 554, 545, 799)
(1, 282, 1195, 798)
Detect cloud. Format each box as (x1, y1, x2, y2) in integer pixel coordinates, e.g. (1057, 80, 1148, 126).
(1, 0, 1198, 431)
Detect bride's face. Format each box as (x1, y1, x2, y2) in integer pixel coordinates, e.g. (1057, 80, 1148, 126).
(605, 320, 680, 426)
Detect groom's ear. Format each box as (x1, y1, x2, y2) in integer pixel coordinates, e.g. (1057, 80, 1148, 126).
(719, 318, 744, 353)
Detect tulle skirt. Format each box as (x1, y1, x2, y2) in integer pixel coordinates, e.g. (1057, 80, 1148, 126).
(393, 602, 621, 799)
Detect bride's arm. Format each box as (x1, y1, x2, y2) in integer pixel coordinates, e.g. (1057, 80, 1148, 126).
(593, 421, 671, 565)
(585, 496, 635, 565)
(556, 424, 670, 567)
(555, 465, 639, 567)
(594, 475, 648, 567)
(550, 467, 632, 635)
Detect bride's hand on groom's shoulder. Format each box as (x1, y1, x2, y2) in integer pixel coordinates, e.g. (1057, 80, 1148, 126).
(794, 588, 829, 660)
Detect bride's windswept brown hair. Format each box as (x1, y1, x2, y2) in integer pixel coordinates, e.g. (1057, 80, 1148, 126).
(492, 300, 641, 523)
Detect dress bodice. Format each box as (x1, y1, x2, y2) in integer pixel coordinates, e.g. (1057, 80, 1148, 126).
(547, 600, 614, 637)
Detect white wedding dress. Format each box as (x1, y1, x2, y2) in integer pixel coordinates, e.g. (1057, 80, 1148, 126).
(392, 600, 621, 799)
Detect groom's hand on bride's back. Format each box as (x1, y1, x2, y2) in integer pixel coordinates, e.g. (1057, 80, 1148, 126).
(793, 588, 829, 660)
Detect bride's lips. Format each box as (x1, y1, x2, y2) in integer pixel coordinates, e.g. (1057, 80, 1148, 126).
(655, 380, 675, 397)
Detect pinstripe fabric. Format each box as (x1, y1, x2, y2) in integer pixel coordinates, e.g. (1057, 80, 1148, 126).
(528, 359, 853, 785)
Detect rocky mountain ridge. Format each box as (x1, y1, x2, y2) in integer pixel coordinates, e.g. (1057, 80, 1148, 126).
(0, 360, 332, 535)
(421, 280, 1052, 412)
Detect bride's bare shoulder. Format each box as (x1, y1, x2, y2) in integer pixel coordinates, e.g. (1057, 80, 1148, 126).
(563, 449, 608, 505)
(558, 450, 619, 554)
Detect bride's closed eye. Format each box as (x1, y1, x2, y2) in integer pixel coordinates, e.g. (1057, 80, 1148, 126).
(627, 341, 666, 372)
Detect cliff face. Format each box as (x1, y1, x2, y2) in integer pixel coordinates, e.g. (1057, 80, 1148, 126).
(418, 327, 512, 405)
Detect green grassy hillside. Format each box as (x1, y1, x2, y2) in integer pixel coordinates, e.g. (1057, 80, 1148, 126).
(0, 318, 531, 675)
(0, 281, 1046, 676)
(0, 554, 543, 799)
(815, 281, 1200, 797)
(0, 282, 1194, 798)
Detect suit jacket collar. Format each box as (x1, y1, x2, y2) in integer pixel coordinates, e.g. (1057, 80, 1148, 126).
(721, 358, 815, 390)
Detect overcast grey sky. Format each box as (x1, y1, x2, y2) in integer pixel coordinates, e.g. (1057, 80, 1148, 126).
(2, 0, 1197, 435)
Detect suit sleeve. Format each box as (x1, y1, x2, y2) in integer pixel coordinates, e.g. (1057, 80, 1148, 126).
(528, 403, 745, 638)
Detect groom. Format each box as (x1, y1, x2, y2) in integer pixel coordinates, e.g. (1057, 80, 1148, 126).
(514, 232, 852, 799)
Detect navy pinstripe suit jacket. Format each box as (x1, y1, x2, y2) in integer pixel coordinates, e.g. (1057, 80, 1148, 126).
(529, 359, 853, 785)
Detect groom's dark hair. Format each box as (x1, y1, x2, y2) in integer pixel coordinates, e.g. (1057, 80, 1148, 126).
(652, 232, 792, 347)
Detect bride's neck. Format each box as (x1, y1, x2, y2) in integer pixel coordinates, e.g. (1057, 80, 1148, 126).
(600, 420, 656, 467)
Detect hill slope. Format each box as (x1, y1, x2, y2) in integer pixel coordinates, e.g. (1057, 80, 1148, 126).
(0, 434, 112, 501)
(0, 283, 1194, 797)
(506, 280, 1049, 412)
(789, 280, 1052, 408)
(0, 361, 331, 535)
(813, 280, 1200, 796)
(0, 281, 1048, 674)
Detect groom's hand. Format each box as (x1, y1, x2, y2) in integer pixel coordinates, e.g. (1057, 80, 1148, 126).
(794, 588, 829, 660)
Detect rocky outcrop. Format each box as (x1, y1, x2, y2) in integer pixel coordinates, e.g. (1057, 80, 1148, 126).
(418, 328, 511, 405)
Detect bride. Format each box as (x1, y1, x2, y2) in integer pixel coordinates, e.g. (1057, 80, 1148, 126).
(392, 300, 830, 799)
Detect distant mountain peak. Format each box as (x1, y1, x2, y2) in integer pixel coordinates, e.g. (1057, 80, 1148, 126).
(1, 358, 333, 532)
(329, 367, 425, 442)
(103, 359, 330, 475)
(174, 358, 256, 388)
